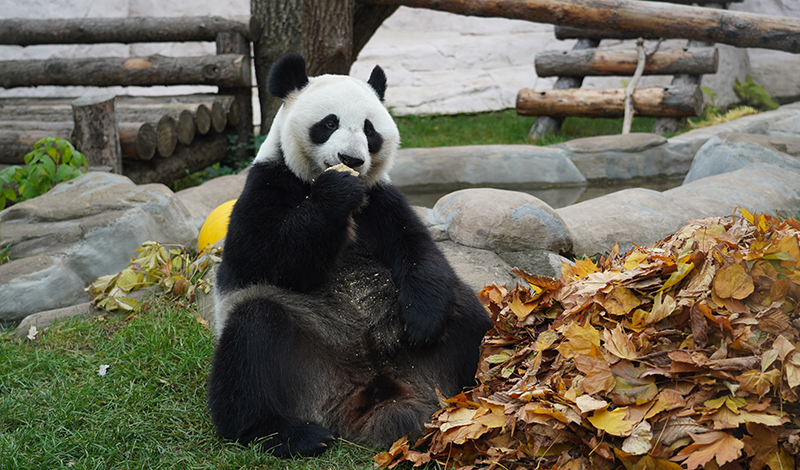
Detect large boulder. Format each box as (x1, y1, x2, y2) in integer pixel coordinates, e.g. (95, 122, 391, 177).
(0, 172, 198, 322)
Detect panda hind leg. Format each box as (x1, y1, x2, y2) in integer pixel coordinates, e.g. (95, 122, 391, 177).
(346, 375, 438, 448)
(208, 299, 333, 457)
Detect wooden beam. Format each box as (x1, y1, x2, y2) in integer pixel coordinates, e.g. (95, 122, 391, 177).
(360, 0, 800, 53)
(0, 54, 249, 89)
(536, 47, 718, 77)
(0, 16, 251, 46)
(516, 86, 704, 118)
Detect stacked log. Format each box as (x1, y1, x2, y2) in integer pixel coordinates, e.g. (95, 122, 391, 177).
(0, 94, 241, 164)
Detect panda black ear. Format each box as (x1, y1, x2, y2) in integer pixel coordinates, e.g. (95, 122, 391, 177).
(367, 65, 387, 102)
(268, 53, 310, 99)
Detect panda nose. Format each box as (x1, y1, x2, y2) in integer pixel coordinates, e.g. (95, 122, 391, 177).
(338, 153, 364, 169)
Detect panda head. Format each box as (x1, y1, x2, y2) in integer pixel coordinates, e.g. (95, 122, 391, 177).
(254, 54, 400, 188)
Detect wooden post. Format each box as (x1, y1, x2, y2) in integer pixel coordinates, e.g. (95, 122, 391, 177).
(216, 31, 253, 163)
(71, 94, 122, 174)
(360, 0, 800, 53)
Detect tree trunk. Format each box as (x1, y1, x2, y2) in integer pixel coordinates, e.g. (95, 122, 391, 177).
(361, 0, 800, 53)
(0, 54, 249, 88)
(517, 86, 704, 118)
(71, 94, 123, 174)
(250, 0, 397, 132)
(535, 47, 718, 77)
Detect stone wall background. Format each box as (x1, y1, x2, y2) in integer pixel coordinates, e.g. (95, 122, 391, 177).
(1, 0, 798, 123)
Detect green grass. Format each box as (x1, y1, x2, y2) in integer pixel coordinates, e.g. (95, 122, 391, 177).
(393, 109, 660, 148)
(0, 301, 403, 469)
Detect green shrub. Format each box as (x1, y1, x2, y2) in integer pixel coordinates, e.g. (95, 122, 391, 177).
(733, 75, 779, 111)
(0, 137, 88, 210)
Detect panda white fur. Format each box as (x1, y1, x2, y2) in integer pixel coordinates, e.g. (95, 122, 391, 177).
(208, 54, 492, 457)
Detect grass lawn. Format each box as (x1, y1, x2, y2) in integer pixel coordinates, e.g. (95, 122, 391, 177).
(0, 300, 407, 469)
(393, 109, 660, 148)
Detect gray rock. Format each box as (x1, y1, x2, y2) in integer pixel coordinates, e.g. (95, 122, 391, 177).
(557, 133, 693, 183)
(389, 145, 585, 188)
(174, 169, 249, 229)
(557, 164, 800, 257)
(431, 188, 572, 254)
(13, 302, 100, 339)
(683, 133, 800, 184)
(437, 240, 515, 290)
(0, 172, 198, 322)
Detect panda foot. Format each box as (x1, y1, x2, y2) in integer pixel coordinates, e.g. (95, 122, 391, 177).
(261, 422, 334, 458)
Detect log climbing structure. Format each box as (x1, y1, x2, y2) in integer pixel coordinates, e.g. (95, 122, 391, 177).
(0, 17, 254, 186)
(522, 0, 732, 139)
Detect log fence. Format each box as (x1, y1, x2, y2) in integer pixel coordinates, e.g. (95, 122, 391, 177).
(0, 16, 253, 186)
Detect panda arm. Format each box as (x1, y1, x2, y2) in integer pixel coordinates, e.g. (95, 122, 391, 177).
(356, 183, 458, 344)
(218, 161, 365, 293)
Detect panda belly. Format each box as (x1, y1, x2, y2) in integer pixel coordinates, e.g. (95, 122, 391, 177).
(288, 243, 440, 444)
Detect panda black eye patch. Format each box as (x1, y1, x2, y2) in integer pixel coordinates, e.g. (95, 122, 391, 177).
(364, 119, 383, 154)
(310, 114, 339, 144)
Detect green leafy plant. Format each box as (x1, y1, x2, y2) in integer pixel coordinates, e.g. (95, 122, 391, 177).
(86, 241, 221, 313)
(0, 137, 88, 210)
(733, 75, 779, 111)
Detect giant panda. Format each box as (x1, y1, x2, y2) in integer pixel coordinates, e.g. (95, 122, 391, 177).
(208, 53, 492, 458)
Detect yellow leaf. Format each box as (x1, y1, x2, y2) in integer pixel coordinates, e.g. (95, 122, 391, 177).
(659, 262, 694, 291)
(474, 399, 507, 429)
(713, 263, 754, 300)
(557, 321, 600, 359)
(508, 295, 535, 321)
(603, 324, 638, 360)
(575, 353, 616, 395)
(588, 407, 636, 437)
(738, 369, 781, 397)
(623, 251, 647, 270)
(672, 431, 743, 470)
(604, 286, 641, 316)
(649, 291, 678, 326)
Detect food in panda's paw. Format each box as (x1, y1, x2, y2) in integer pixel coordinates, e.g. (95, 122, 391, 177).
(327, 163, 360, 177)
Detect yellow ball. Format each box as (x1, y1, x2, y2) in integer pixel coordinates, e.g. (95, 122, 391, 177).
(197, 199, 237, 251)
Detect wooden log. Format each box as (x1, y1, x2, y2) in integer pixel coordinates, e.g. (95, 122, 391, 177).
(516, 86, 704, 118)
(535, 47, 718, 77)
(118, 122, 157, 161)
(0, 54, 249, 89)
(0, 17, 251, 46)
(211, 97, 231, 133)
(195, 104, 212, 135)
(176, 110, 196, 146)
(0, 127, 72, 164)
(556, 26, 661, 41)
(156, 115, 178, 158)
(123, 133, 229, 186)
(528, 38, 599, 140)
(361, 0, 800, 53)
(71, 94, 122, 173)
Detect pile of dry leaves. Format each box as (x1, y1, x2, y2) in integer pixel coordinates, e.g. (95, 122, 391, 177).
(376, 209, 800, 470)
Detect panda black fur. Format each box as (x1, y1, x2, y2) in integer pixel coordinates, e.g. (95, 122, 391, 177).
(208, 54, 492, 458)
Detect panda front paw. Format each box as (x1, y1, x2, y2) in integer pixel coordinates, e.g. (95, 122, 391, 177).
(399, 286, 452, 345)
(313, 166, 366, 211)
